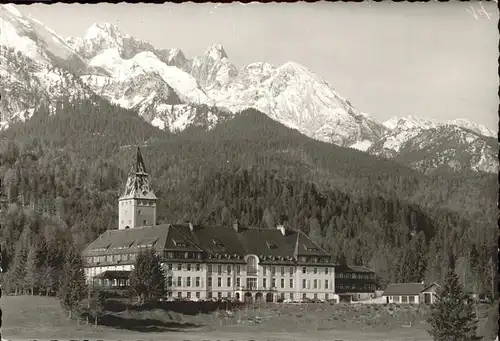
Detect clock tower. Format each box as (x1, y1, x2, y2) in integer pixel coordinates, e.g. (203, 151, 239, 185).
(118, 147, 157, 229)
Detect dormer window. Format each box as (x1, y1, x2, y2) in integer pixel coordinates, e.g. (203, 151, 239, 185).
(266, 241, 278, 250)
(212, 238, 224, 247)
(173, 239, 187, 247)
(303, 244, 319, 252)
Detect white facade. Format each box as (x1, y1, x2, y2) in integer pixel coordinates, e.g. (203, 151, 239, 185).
(385, 294, 420, 304)
(86, 258, 336, 302)
(118, 198, 157, 230)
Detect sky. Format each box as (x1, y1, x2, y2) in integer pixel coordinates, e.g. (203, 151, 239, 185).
(17, 1, 499, 130)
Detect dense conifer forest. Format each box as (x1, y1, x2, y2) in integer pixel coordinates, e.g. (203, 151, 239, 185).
(0, 96, 497, 298)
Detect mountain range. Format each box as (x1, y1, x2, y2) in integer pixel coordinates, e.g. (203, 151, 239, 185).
(0, 4, 497, 174)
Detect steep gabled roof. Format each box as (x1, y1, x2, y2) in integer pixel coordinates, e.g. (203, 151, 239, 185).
(191, 225, 245, 256)
(294, 231, 330, 256)
(382, 283, 426, 296)
(83, 224, 171, 256)
(238, 228, 296, 258)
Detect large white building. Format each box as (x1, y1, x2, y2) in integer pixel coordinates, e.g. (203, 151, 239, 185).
(83, 147, 338, 302)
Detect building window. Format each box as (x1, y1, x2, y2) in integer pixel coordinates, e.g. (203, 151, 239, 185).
(263, 278, 267, 288)
(196, 292, 200, 299)
(302, 293, 307, 299)
(302, 267, 307, 274)
(263, 266, 267, 275)
(227, 265, 231, 274)
(208, 292, 213, 298)
(247, 256, 258, 275)
(217, 292, 222, 299)
(302, 279, 306, 289)
(325, 267, 329, 275)
(187, 292, 191, 299)
(289, 279, 294, 288)
(289, 267, 294, 275)
(187, 264, 192, 271)
(281, 267, 285, 276)
(325, 293, 329, 300)
(217, 265, 222, 275)
(186, 277, 191, 287)
(280, 279, 285, 288)
(178, 292, 182, 298)
(217, 277, 222, 287)
(313, 279, 318, 289)
(195, 264, 201, 271)
(313, 267, 318, 274)
(138, 210, 142, 215)
(177, 264, 182, 271)
(289, 293, 294, 300)
(227, 277, 231, 287)
(324, 280, 329, 289)
(177, 277, 182, 286)
(236, 265, 241, 275)
(143, 220, 147, 225)
(168, 264, 173, 271)
(314, 293, 318, 300)
(228, 292, 232, 298)
(402, 296, 408, 303)
(272, 278, 276, 288)
(236, 278, 241, 287)
(409, 295, 415, 303)
(167, 276, 173, 286)
(271, 266, 276, 275)
(195, 277, 200, 287)
(208, 277, 213, 287)
(208, 264, 212, 274)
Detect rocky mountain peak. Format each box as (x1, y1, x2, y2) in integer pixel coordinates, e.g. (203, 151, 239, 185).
(204, 43, 228, 60)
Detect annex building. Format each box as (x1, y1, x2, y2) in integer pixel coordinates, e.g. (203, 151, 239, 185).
(83, 147, 338, 302)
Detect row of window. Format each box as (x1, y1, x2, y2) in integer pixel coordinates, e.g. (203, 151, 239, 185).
(336, 284, 376, 292)
(389, 295, 416, 303)
(172, 291, 333, 301)
(120, 200, 154, 206)
(168, 263, 333, 276)
(336, 273, 375, 280)
(169, 276, 331, 290)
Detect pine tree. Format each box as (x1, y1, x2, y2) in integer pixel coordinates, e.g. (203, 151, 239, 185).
(24, 245, 38, 295)
(85, 286, 105, 326)
(427, 257, 481, 341)
(58, 245, 87, 319)
(129, 248, 166, 304)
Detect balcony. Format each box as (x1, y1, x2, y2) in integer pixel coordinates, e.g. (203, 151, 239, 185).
(246, 266, 258, 276)
(236, 286, 277, 292)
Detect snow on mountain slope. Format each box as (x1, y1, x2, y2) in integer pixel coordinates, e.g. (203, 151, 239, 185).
(1, 4, 85, 69)
(447, 118, 496, 138)
(387, 126, 498, 174)
(83, 47, 212, 106)
(211, 60, 387, 146)
(1, 9, 496, 174)
(383, 115, 496, 138)
(0, 5, 91, 129)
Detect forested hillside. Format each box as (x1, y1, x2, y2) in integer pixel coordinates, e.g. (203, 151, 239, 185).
(0, 96, 496, 297)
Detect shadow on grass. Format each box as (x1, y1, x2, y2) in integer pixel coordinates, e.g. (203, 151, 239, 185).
(98, 314, 200, 333)
(105, 299, 245, 316)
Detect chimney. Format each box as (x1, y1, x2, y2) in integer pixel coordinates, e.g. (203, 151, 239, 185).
(276, 224, 286, 235)
(233, 221, 239, 233)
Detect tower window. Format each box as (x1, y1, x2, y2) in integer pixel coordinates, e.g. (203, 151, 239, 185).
(144, 220, 147, 225)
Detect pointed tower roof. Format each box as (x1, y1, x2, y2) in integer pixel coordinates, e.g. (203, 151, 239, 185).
(119, 146, 157, 200)
(132, 146, 147, 175)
